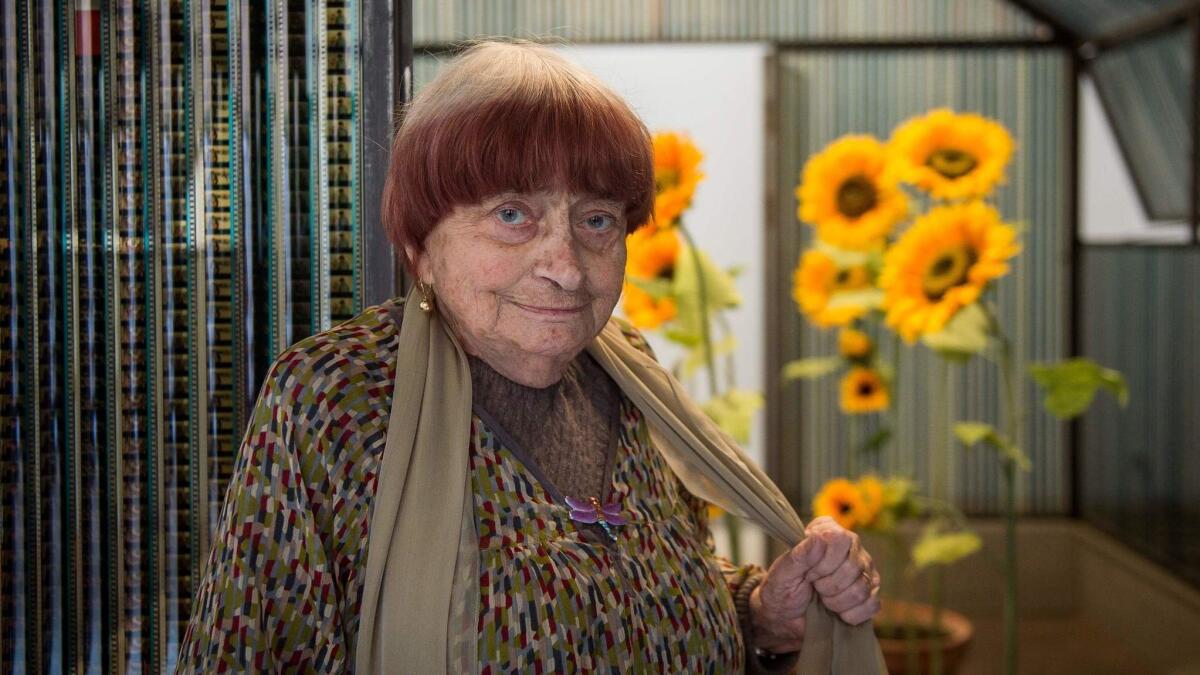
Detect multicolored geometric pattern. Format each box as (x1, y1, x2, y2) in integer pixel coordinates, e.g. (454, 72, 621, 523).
(175, 298, 759, 672)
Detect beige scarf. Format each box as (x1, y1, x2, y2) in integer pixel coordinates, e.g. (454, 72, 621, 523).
(355, 289, 888, 673)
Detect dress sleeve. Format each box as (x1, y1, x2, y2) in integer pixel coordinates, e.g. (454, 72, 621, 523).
(175, 350, 345, 673)
(681, 491, 800, 675)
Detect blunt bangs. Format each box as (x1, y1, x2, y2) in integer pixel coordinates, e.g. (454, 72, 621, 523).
(381, 40, 655, 274)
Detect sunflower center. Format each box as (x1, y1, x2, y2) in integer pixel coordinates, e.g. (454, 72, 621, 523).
(836, 176, 878, 219)
(832, 266, 870, 292)
(656, 263, 675, 281)
(926, 149, 978, 179)
(856, 380, 877, 397)
(921, 246, 976, 300)
(655, 168, 680, 193)
(837, 501, 854, 516)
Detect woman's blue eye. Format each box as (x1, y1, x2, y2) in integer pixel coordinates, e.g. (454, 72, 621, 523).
(497, 207, 527, 225)
(584, 213, 616, 231)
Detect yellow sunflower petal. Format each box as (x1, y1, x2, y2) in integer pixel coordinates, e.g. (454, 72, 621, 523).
(792, 249, 875, 329)
(812, 478, 866, 530)
(888, 109, 1015, 201)
(856, 475, 886, 527)
(797, 135, 908, 250)
(880, 201, 1020, 342)
(839, 328, 873, 360)
(651, 132, 705, 227)
(840, 367, 890, 414)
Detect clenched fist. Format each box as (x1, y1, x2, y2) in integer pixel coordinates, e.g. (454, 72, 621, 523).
(748, 516, 882, 654)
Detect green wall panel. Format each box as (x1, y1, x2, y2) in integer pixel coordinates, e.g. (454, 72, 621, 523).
(1079, 246, 1200, 588)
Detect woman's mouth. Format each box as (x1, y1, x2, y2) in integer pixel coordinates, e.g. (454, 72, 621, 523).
(509, 300, 589, 317)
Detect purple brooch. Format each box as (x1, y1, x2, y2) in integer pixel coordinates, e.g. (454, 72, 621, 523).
(565, 496, 627, 543)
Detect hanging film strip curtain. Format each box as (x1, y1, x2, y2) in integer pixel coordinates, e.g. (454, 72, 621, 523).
(0, 0, 384, 671)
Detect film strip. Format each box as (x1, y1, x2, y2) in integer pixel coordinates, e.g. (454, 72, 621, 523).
(197, 0, 237, 576)
(112, 0, 149, 670)
(152, 0, 196, 659)
(30, 3, 68, 671)
(325, 0, 357, 322)
(286, 0, 313, 343)
(71, 2, 110, 667)
(0, 4, 24, 672)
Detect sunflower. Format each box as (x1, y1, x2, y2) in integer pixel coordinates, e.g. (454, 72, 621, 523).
(838, 328, 873, 360)
(792, 250, 875, 328)
(840, 367, 889, 414)
(622, 225, 682, 329)
(796, 135, 908, 250)
(812, 478, 868, 530)
(650, 132, 705, 227)
(888, 109, 1014, 201)
(855, 475, 886, 528)
(879, 201, 1021, 342)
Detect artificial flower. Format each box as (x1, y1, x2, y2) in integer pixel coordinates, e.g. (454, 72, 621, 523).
(812, 478, 868, 530)
(650, 131, 704, 227)
(796, 135, 908, 250)
(887, 109, 1014, 201)
(838, 327, 873, 360)
(622, 225, 682, 329)
(879, 200, 1021, 342)
(840, 367, 890, 414)
(855, 475, 886, 528)
(792, 250, 874, 328)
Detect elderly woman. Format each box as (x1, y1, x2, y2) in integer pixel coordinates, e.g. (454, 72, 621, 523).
(178, 40, 884, 674)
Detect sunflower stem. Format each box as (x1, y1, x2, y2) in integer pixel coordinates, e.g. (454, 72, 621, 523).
(677, 223, 720, 400)
(848, 413, 859, 478)
(891, 333, 906, 477)
(982, 302, 1021, 675)
(677, 222, 741, 563)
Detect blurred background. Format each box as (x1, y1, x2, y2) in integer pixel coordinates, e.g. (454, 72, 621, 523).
(1, 1, 1197, 673)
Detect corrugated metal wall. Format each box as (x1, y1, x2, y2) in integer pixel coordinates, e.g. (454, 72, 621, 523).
(412, 0, 1042, 43)
(1079, 246, 1200, 587)
(770, 48, 1073, 516)
(0, 1, 390, 672)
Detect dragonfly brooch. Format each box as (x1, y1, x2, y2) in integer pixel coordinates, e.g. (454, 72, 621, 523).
(565, 496, 627, 543)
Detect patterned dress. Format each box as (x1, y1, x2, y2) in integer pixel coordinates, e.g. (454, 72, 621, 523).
(176, 297, 762, 673)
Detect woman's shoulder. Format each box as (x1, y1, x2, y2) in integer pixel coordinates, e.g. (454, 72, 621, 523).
(609, 315, 658, 361)
(266, 296, 406, 399)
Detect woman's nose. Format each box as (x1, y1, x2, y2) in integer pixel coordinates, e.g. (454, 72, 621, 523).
(537, 225, 585, 292)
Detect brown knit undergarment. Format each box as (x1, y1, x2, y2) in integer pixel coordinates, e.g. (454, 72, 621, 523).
(467, 350, 623, 501)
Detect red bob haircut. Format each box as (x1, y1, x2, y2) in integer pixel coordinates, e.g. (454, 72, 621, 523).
(381, 39, 656, 275)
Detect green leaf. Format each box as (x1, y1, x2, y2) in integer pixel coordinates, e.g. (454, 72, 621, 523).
(626, 275, 674, 300)
(681, 335, 737, 379)
(912, 526, 982, 569)
(662, 329, 702, 347)
(782, 356, 842, 381)
(825, 288, 884, 312)
(672, 243, 742, 343)
(1029, 358, 1129, 419)
(860, 427, 892, 455)
(813, 240, 875, 268)
(954, 421, 996, 447)
(701, 389, 764, 444)
(921, 303, 991, 360)
(954, 421, 1032, 472)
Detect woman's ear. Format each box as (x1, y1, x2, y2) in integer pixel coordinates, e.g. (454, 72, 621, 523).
(404, 244, 432, 285)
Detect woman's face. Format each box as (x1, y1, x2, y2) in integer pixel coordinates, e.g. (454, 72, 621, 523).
(412, 188, 628, 387)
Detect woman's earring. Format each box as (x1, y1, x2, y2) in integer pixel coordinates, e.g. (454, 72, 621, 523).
(418, 281, 434, 313)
